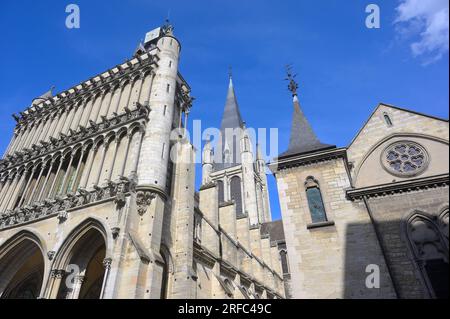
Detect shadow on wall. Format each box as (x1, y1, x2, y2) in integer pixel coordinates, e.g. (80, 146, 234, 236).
(343, 216, 449, 299)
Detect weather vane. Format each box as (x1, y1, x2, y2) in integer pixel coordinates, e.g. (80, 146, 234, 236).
(285, 64, 299, 96)
(228, 66, 233, 79)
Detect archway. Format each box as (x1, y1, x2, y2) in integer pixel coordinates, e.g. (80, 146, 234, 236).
(0, 233, 45, 299)
(54, 225, 107, 299)
(405, 212, 449, 299)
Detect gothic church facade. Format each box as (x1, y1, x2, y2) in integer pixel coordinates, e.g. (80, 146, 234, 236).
(0, 24, 284, 299)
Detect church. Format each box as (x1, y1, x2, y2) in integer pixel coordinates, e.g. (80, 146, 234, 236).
(0, 22, 448, 299)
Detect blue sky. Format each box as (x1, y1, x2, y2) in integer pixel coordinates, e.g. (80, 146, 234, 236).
(0, 0, 448, 220)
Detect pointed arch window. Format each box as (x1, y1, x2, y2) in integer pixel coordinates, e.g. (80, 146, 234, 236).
(304, 177, 328, 224)
(230, 176, 243, 217)
(406, 212, 449, 299)
(383, 112, 393, 127)
(217, 180, 225, 203)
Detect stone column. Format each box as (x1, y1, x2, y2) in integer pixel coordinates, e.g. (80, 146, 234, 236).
(106, 137, 120, 182)
(59, 151, 75, 196)
(100, 258, 112, 299)
(37, 158, 56, 201)
(48, 156, 65, 198)
(79, 144, 97, 189)
(93, 143, 108, 187)
(0, 175, 16, 211)
(27, 161, 47, 204)
(118, 133, 132, 178)
(4, 171, 26, 210)
(69, 275, 86, 299)
(70, 145, 87, 192)
(46, 269, 65, 299)
(130, 130, 144, 179)
(114, 81, 126, 114)
(17, 166, 38, 207)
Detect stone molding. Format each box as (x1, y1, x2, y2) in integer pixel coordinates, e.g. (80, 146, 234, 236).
(0, 104, 150, 173)
(346, 173, 449, 201)
(0, 180, 134, 230)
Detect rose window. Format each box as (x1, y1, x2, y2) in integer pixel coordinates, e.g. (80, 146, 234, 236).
(382, 141, 429, 177)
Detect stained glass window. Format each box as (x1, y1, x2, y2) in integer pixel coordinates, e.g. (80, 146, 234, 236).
(305, 179, 328, 224)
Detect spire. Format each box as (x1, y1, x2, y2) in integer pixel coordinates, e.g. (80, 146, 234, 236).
(279, 66, 335, 158)
(214, 71, 245, 171)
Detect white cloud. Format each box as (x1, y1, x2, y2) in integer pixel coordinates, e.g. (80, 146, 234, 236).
(395, 0, 449, 64)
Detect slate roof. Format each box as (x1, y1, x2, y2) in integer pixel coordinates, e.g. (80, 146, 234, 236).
(278, 95, 335, 158)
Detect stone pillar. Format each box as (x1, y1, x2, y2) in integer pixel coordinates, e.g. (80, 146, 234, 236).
(48, 157, 64, 198)
(236, 216, 252, 277)
(79, 144, 97, 189)
(4, 170, 26, 210)
(59, 151, 75, 196)
(27, 161, 47, 204)
(93, 143, 108, 187)
(199, 183, 220, 257)
(17, 166, 38, 207)
(170, 140, 197, 298)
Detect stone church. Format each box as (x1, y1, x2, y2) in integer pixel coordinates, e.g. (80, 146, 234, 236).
(0, 22, 448, 299)
(0, 23, 284, 299)
(270, 71, 449, 299)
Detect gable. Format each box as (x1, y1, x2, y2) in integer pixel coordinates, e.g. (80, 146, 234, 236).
(348, 103, 449, 185)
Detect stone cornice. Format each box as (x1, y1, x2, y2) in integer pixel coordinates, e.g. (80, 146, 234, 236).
(269, 147, 348, 173)
(14, 53, 158, 127)
(0, 179, 134, 230)
(0, 103, 150, 173)
(346, 173, 449, 201)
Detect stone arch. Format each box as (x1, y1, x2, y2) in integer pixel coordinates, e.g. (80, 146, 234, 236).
(0, 230, 47, 299)
(50, 218, 111, 299)
(353, 133, 449, 186)
(402, 210, 449, 299)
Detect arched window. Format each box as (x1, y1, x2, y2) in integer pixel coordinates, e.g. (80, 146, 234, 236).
(383, 112, 393, 127)
(217, 180, 225, 203)
(279, 249, 290, 275)
(406, 213, 449, 299)
(304, 177, 328, 223)
(230, 176, 243, 216)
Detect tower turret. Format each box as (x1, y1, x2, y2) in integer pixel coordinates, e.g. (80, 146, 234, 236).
(137, 21, 182, 192)
(202, 136, 214, 185)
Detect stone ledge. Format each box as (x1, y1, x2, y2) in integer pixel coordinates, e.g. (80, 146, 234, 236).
(306, 220, 336, 230)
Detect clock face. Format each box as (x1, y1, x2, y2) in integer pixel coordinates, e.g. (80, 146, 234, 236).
(144, 27, 161, 44)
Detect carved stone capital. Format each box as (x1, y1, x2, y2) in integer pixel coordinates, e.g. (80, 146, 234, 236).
(50, 269, 66, 279)
(103, 258, 112, 270)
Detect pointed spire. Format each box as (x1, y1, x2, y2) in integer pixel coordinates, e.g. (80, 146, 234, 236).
(214, 70, 245, 171)
(280, 66, 335, 158)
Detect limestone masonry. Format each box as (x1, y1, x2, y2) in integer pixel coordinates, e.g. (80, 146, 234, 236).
(0, 23, 448, 299)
